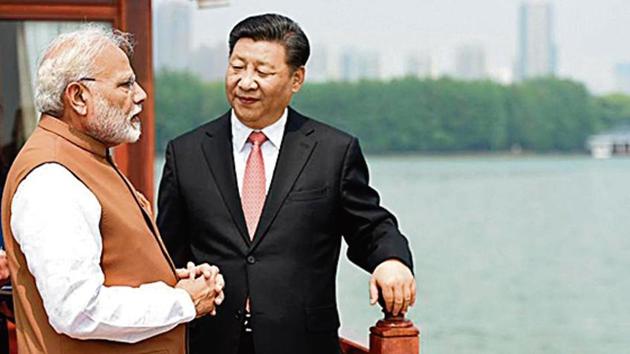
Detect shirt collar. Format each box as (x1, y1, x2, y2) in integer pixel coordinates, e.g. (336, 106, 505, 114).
(231, 108, 288, 152)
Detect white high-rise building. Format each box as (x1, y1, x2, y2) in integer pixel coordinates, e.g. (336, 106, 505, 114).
(454, 44, 486, 80)
(339, 48, 381, 81)
(404, 52, 432, 79)
(307, 44, 331, 82)
(516, 1, 557, 80)
(155, 0, 192, 71)
(190, 43, 228, 82)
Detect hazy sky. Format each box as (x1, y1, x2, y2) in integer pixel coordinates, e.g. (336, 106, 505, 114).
(167, 0, 630, 93)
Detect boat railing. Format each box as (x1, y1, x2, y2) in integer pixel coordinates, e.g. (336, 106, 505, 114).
(2, 292, 421, 354)
(340, 306, 420, 354)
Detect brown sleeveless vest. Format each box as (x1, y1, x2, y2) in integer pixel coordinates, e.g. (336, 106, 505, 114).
(1, 115, 186, 354)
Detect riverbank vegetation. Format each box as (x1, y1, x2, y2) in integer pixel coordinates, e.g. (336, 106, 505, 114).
(155, 71, 630, 154)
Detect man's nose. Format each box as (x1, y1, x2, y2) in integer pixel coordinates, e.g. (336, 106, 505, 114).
(134, 82, 147, 103)
(238, 71, 258, 90)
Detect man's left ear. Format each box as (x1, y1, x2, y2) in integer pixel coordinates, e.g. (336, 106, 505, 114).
(291, 66, 306, 93)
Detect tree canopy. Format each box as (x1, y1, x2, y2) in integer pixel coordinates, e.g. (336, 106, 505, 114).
(155, 71, 630, 154)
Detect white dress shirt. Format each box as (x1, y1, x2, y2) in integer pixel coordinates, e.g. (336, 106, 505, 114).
(10, 163, 196, 343)
(231, 108, 287, 195)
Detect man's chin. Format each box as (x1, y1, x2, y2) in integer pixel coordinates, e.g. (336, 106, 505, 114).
(113, 125, 141, 145)
(234, 105, 256, 118)
(233, 109, 264, 128)
(126, 127, 142, 144)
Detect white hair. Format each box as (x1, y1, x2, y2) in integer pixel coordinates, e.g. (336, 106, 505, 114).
(34, 25, 134, 116)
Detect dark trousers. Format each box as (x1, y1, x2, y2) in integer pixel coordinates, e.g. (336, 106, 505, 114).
(0, 317, 8, 354)
(237, 330, 255, 354)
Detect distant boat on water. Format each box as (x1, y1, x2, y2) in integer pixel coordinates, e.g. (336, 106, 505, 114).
(586, 128, 630, 159)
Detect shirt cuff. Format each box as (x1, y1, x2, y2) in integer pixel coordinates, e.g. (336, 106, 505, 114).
(174, 287, 197, 321)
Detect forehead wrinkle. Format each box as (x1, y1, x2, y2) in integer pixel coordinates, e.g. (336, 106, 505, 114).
(112, 71, 135, 82)
(94, 43, 134, 81)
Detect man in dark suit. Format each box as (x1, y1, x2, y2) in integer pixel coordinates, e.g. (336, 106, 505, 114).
(158, 13, 416, 354)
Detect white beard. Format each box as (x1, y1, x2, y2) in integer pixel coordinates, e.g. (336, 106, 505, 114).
(86, 94, 142, 145)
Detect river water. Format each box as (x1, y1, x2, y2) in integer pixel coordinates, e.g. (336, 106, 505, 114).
(155, 154, 630, 354)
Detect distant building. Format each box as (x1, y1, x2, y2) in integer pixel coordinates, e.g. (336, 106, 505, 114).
(155, 0, 192, 71)
(307, 44, 331, 82)
(404, 52, 432, 79)
(339, 48, 381, 81)
(614, 63, 630, 94)
(454, 44, 486, 80)
(516, 1, 557, 80)
(190, 43, 228, 82)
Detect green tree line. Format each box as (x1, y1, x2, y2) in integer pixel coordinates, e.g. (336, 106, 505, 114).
(155, 70, 630, 154)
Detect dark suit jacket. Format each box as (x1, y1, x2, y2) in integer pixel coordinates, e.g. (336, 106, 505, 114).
(157, 108, 413, 354)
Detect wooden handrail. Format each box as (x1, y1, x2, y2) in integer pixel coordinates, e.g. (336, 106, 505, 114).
(340, 337, 369, 354)
(7, 321, 17, 354)
(341, 309, 421, 354)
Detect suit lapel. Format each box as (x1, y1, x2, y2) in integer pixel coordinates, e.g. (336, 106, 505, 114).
(201, 113, 252, 246)
(251, 109, 316, 250)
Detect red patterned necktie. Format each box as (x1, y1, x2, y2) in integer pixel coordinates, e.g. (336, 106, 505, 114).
(242, 131, 268, 239)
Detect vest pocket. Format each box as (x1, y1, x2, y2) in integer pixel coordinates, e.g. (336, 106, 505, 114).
(305, 305, 340, 332)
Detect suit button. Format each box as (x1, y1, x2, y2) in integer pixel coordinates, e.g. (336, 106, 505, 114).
(247, 256, 256, 264)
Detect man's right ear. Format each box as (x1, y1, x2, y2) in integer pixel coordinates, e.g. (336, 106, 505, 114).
(65, 82, 88, 116)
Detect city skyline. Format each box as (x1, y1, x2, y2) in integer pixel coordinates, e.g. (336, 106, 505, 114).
(154, 0, 630, 93)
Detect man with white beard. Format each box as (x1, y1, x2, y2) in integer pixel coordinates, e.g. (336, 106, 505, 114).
(0, 26, 224, 354)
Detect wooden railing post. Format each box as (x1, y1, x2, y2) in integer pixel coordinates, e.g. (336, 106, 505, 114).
(368, 310, 420, 354)
(340, 296, 421, 354)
